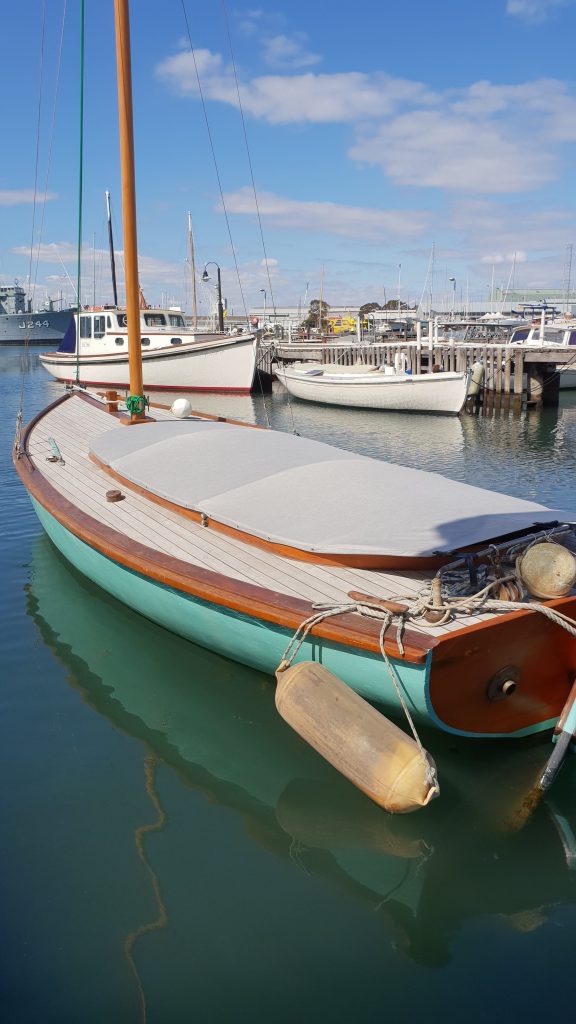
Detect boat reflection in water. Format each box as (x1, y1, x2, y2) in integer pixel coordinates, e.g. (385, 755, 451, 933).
(28, 535, 576, 971)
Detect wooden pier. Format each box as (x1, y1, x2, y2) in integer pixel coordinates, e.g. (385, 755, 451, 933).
(257, 340, 575, 406)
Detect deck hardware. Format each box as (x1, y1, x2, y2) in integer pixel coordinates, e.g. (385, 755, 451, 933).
(201, 512, 209, 527)
(106, 489, 125, 502)
(46, 438, 65, 465)
(487, 666, 520, 702)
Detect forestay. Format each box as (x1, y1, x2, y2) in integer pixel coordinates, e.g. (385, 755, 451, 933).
(91, 421, 570, 559)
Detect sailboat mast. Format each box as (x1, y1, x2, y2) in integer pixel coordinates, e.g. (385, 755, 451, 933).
(188, 210, 197, 330)
(105, 190, 119, 307)
(113, 0, 144, 418)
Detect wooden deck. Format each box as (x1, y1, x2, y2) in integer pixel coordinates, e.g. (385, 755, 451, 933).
(26, 392, 515, 641)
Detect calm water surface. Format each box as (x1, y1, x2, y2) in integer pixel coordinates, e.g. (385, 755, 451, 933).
(2, 347, 576, 1023)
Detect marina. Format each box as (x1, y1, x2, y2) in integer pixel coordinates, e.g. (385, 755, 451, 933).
(3, 347, 576, 1019)
(5, 0, 576, 1018)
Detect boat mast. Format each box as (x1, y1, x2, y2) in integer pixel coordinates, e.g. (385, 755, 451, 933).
(113, 0, 145, 421)
(105, 190, 119, 307)
(187, 211, 197, 330)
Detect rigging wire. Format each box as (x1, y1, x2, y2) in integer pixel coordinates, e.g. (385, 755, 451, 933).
(33, 0, 68, 309)
(75, 0, 85, 385)
(219, 0, 278, 322)
(179, 1, 249, 324)
(218, 0, 299, 430)
(180, 0, 276, 428)
(16, 0, 47, 426)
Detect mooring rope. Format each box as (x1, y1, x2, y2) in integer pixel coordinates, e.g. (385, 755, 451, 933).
(277, 527, 576, 793)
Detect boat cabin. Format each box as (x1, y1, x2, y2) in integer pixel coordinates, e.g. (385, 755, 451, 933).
(509, 323, 576, 347)
(64, 307, 189, 354)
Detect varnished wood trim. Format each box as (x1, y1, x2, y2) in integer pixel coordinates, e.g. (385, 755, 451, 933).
(428, 595, 576, 734)
(14, 394, 430, 663)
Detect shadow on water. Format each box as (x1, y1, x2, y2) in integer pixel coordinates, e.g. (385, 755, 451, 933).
(26, 535, 576, 977)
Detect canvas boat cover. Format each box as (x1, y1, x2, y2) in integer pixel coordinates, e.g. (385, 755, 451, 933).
(91, 420, 572, 558)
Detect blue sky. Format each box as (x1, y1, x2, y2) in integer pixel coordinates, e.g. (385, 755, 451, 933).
(3, 0, 576, 315)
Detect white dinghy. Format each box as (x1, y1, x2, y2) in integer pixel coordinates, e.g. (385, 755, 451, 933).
(276, 362, 469, 415)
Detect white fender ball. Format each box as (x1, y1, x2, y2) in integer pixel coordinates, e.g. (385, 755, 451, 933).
(171, 398, 192, 419)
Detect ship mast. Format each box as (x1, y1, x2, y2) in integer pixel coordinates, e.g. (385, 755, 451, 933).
(188, 211, 198, 330)
(113, 0, 145, 422)
(105, 190, 119, 307)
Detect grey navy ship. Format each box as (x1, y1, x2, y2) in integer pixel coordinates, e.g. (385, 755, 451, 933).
(0, 284, 73, 345)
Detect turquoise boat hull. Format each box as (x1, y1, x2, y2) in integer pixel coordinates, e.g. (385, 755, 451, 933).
(32, 497, 433, 725)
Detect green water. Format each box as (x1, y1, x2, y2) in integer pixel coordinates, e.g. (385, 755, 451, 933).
(2, 348, 576, 1023)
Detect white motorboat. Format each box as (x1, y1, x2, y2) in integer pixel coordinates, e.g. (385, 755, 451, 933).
(276, 361, 469, 415)
(39, 306, 258, 393)
(509, 321, 576, 389)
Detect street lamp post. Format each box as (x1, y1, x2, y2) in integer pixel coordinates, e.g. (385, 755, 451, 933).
(260, 288, 267, 323)
(449, 277, 456, 318)
(202, 262, 224, 332)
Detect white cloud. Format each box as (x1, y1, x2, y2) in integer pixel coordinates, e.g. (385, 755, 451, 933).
(349, 109, 556, 193)
(12, 242, 184, 287)
(506, 0, 573, 23)
(223, 187, 431, 240)
(479, 251, 527, 263)
(261, 33, 321, 69)
(155, 50, 433, 123)
(0, 190, 57, 206)
(156, 45, 576, 194)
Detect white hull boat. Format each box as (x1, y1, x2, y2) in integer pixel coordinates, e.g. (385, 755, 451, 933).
(40, 308, 258, 393)
(276, 362, 468, 415)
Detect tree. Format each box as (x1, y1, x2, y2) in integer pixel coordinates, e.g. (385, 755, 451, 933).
(385, 299, 409, 310)
(301, 298, 330, 331)
(359, 302, 382, 314)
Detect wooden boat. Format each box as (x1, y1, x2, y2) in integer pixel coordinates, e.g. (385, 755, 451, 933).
(39, 306, 258, 393)
(276, 361, 469, 414)
(13, 0, 576, 811)
(15, 387, 576, 735)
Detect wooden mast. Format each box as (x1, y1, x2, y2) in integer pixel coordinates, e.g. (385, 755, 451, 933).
(113, 0, 145, 422)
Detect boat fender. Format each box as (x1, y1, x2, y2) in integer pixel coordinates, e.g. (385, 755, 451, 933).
(394, 352, 407, 375)
(467, 361, 484, 397)
(275, 661, 439, 813)
(517, 542, 576, 599)
(171, 397, 192, 419)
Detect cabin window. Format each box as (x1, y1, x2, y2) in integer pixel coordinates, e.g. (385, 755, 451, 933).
(79, 316, 92, 339)
(141, 337, 150, 346)
(511, 329, 529, 342)
(169, 314, 185, 327)
(117, 314, 128, 328)
(107, 316, 112, 328)
(115, 338, 124, 346)
(170, 337, 183, 345)
(144, 313, 166, 327)
(94, 315, 106, 338)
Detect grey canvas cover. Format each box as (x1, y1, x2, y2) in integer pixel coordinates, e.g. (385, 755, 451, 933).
(91, 420, 570, 558)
